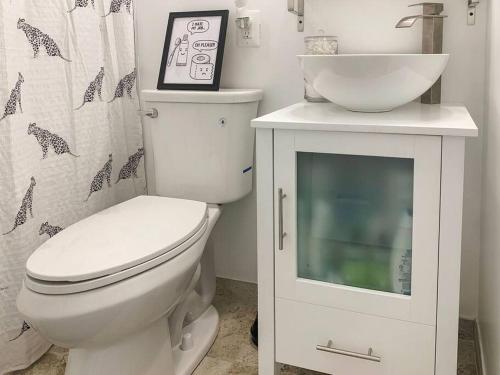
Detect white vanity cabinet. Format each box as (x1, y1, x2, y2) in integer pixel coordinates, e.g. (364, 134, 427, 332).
(252, 102, 478, 375)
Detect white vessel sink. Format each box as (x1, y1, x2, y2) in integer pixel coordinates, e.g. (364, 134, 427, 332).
(299, 54, 450, 112)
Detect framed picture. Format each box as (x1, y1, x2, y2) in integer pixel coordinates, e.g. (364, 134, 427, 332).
(157, 10, 229, 91)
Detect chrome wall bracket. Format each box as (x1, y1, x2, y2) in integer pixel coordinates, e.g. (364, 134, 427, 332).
(467, 0, 480, 26)
(287, 0, 304, 32)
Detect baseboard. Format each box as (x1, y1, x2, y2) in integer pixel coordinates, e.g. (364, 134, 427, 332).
(460, 313, 479, 321)
(475, 320, 486, 375)
(215, 275, 257, 284)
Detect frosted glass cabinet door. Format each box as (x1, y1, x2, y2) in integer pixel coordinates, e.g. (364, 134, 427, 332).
(297, 152, 414, 295)
(274, 130, 442, 325)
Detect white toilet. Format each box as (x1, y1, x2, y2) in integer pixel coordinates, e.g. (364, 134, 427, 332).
(17, 89, 263, 375)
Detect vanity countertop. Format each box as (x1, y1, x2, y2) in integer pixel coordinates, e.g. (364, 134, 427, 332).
(252, 101, 478, 137)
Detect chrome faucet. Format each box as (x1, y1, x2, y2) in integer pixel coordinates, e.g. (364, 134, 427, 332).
(396, 3, 447, 104)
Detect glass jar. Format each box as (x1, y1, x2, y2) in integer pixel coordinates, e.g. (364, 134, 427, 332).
(304, 35, 338, 102)
(304, 35, 339, 55)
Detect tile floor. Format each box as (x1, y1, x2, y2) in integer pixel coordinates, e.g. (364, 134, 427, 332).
(13, 278, 479, 375)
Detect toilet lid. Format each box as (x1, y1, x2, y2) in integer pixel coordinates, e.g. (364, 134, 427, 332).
(27, 196, 208, 283)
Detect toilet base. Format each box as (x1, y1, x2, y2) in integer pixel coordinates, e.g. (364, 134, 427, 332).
(65, 316, 174, 375)
(174, 305, 219, 375)
(64, 306, 219, 375)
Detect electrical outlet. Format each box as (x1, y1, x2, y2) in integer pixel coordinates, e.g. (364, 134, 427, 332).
(236, 10, 261, 48)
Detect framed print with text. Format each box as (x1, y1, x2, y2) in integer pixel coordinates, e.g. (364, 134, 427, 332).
(157, 10, 229, 91)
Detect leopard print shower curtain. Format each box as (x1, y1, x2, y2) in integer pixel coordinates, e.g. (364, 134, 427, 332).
(0, 1, 145, 372)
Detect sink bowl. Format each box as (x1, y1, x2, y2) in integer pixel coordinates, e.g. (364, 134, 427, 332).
(298, 54, 450, 112)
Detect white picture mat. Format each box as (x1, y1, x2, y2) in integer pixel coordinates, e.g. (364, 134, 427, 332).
(163, 16, 222, 85)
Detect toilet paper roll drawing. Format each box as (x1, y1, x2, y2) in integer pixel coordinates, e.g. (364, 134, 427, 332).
(190, 54, 215, 81)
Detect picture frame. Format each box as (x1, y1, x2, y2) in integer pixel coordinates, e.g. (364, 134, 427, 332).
(157, 10, 229, 91)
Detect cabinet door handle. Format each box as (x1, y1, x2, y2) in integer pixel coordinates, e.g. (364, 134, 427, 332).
(278, 188, 287, 250)
(316, 341, 381, 363)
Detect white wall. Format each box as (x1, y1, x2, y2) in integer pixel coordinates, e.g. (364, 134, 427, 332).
(135, 0, 486, 316)
(478, 0, 500, 372)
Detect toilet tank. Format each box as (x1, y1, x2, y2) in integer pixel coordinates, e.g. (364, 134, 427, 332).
(142, 89, 263, 204)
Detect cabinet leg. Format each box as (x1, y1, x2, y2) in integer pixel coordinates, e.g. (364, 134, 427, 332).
(259, 361, 280, 374)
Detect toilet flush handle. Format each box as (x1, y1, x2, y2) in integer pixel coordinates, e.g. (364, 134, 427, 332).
(137, 108, 158, 119)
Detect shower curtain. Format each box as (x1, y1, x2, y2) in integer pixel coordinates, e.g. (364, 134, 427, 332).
(0, 0, 145, 373)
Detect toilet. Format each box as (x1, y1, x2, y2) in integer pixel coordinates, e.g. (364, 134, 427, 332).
(17, 89, 263, 375)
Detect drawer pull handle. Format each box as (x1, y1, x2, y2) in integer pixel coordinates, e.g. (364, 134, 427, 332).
(316, 340, 381, 363)
(278, 188, 287, 250)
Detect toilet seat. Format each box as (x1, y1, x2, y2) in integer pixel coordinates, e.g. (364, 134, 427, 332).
(25, 195, 208, 295)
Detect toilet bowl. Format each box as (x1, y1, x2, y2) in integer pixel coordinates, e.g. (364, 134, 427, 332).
(17, 89, 263, 375)
(18, 196, 221, 375)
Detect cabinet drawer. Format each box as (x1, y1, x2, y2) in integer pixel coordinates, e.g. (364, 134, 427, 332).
(276, 298, 436, 375)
